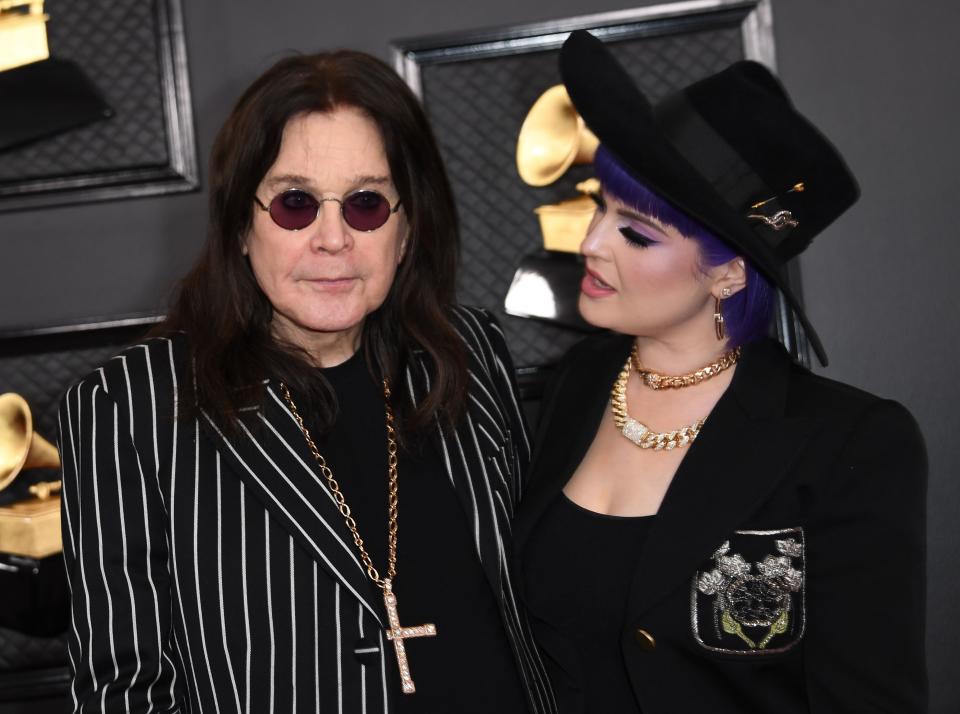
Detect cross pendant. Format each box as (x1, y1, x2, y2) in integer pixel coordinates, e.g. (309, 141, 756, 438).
(383, 578, 437, 694)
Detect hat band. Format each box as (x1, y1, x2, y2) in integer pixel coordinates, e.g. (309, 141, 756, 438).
(652, 91, 810, 259)
(652, 91, 774, 217)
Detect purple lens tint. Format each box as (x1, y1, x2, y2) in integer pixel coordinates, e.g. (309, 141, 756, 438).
(342, 190, 392, 231)
(269, 190, 320, 230)
(266, 189, 393, 232)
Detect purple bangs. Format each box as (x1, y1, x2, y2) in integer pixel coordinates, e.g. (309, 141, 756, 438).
(593, 145, 775, 349)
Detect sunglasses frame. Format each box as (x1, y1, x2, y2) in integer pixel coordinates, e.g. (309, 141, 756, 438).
(253, 187, 402, 232)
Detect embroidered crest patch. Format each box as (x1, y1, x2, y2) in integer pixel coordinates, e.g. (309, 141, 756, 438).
(691, 527, 805, 654)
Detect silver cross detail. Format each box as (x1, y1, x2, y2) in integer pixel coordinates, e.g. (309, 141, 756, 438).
(382, 578, 437, 694)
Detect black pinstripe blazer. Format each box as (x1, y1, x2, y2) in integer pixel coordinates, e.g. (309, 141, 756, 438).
(58, 306, 555, 714)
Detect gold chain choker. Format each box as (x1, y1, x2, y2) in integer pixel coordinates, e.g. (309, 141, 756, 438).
(611, 354, 705, 451)
(632, 344, 741, 390)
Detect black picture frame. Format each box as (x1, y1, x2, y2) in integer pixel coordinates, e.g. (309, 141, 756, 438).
(391, 0, 811, 371)
(0, 0, 199, 213)
(0, 312, 164, 341)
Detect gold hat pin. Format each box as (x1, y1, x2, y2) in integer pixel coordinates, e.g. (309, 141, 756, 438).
(747, 182, 806, 231)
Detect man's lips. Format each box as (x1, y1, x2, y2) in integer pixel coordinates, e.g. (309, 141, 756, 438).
(581, 268, 616, 297)
(301, 276, 357, 291)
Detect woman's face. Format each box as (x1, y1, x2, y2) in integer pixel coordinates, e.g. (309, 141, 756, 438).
(244, 107, 408, 361)
(578, 189, 716, 340)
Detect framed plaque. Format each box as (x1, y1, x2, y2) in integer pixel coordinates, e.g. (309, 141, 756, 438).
(0, 0, 198, 212)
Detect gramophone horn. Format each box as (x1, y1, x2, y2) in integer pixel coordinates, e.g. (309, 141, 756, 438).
(516, 84, 599, 187)
(0, 392, 60, 492)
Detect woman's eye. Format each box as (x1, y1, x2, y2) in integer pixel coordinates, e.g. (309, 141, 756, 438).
(589, 192, 605, 211)
(619, 225, 655, 248)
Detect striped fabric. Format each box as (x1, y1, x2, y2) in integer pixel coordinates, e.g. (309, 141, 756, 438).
(58, 306, 555, 714)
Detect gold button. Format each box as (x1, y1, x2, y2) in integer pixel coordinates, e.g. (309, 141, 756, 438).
(634, 628, 656, 651)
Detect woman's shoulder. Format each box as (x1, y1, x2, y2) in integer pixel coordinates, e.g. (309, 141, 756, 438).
(745, 338, 920, 435)
(550, 334, 915, 418)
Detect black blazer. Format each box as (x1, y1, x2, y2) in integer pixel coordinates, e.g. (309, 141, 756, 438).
(58, 306, 555, 714)
(516, 334, 927, 714)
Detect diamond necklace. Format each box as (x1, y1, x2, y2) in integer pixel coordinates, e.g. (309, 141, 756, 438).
(610, 353, 706, 451)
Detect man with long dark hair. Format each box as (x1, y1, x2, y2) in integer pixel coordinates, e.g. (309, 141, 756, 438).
(59, 50, 553, 714)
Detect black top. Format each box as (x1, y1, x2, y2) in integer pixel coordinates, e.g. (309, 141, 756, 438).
(524, 492, 653, 713)
(312, 351, 528, 713)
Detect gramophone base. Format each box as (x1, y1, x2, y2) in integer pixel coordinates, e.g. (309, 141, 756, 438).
(0, 551, 69, 637)
(0, 495, 61, 559)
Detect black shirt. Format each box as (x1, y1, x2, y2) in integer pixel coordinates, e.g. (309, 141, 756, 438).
(310, 351, 528, 713)
(524, 493, 653, 713)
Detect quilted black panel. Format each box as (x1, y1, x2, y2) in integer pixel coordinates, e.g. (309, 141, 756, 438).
(0, 0, 168, 182)
(419, 25, 745, 368)
(0, 665, 71, 703)
(0, 328, 146, 454)
(0, 629, 68, 673)
(0, 325, 149, 675)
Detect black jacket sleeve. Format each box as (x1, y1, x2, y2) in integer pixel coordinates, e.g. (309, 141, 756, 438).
(59, 375, 180, 713)
(804, 400, 927, 713)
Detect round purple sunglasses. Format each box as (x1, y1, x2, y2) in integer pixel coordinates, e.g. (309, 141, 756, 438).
(254, 188, 401, 232)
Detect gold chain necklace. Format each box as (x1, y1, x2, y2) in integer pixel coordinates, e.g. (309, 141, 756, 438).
(610, 355, 706, 451)
(631, 344, 741, 390)
(280, 380, 436, 695)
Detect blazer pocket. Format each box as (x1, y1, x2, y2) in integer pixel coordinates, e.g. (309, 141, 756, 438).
(691, 527, 806, 655)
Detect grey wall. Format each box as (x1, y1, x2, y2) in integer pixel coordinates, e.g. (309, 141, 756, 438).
(776, 3, 960, 711)
(0, 0, 956, 710)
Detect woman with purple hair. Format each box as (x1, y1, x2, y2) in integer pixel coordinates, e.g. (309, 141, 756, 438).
(515, 31, 927, 714)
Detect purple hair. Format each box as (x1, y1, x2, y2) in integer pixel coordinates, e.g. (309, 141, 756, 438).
(593, 145, 775, 348)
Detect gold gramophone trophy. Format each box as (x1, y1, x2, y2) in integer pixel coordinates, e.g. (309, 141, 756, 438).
(0, 0, 50, 73)
(0, 393, 71, 637)
(0, 393, 62, 560)
(504, 84, 599, 327)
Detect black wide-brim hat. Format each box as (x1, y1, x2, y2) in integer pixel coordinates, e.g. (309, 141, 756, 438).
(560, 30, 860, 365)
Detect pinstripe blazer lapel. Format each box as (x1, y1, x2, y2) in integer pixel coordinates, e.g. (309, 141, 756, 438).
(402, 353, 512, 597)
(198, 348, 518, 631)
(199, 382, 385, 626)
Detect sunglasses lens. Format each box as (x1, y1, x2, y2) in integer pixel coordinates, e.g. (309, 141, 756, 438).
(342, 190, 392, 231)
(269, 190, 319, 230)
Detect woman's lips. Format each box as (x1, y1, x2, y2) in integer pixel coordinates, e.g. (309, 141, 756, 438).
(580, 268, 616, 298)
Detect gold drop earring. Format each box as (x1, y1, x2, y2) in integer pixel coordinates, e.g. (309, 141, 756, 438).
(714, 287, 732, 341)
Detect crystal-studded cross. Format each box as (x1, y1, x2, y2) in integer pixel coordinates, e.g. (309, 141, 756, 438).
(383, 578, 437, 694)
